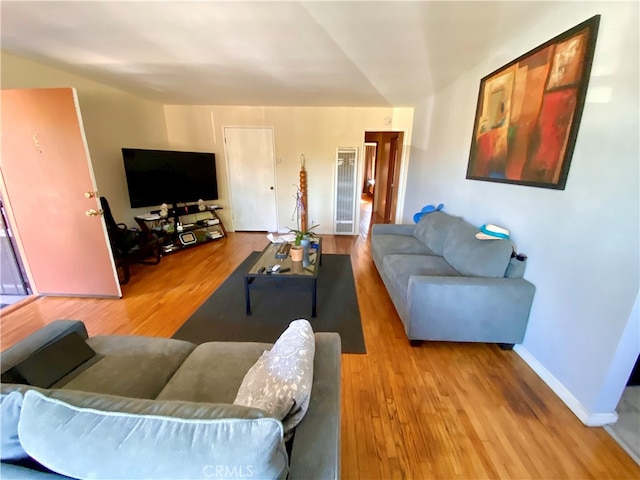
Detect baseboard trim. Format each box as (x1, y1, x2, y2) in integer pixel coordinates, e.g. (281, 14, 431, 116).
(513, 345, 618, 427)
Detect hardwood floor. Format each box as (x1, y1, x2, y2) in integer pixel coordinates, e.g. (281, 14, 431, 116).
(1, 201, 638, 479)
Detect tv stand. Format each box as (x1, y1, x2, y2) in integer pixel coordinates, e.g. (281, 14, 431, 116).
(134, 204, 226, 255)
(171, 202, 181, 230)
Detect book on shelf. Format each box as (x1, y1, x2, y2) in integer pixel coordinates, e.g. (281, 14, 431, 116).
(137, 213, 161, 221)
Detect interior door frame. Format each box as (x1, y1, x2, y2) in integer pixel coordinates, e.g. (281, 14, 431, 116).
(363, 129, 407, 224)
(222, 126, 279, 232)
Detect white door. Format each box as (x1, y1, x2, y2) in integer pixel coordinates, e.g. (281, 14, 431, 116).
(1, 88, 121, 297)
(224, 127, 278, 231)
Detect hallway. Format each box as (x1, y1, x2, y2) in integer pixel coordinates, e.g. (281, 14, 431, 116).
(358, 193, 384, 242)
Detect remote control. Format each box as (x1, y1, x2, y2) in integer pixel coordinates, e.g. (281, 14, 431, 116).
(275, 243, 291, 258)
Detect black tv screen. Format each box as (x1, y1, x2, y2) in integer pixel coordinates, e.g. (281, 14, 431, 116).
(122, 148, 218, 208)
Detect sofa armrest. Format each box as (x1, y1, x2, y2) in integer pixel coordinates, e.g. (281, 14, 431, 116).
(0, 320, 88, 375)
(406, 276, 535, 343)
(288, 332, 341, 480)
(371, 223, 415, 236)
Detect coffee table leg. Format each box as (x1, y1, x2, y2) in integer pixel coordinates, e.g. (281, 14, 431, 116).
(244, 276, 252, 315)
(311, 277, 317, 317)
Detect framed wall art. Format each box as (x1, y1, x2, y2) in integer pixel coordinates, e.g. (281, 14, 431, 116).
(466, 15, 600, 190)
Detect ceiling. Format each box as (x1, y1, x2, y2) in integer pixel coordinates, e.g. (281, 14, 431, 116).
(1, 1, 558, 107)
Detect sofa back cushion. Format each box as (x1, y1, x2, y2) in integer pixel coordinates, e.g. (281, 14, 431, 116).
(443, 222, 512, 277)
(63, 335, 196, 399)
(18, 389, 288, 480)
(413, 211, 462, 256)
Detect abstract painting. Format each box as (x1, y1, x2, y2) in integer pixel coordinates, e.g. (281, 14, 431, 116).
(466, 15, 600, 190)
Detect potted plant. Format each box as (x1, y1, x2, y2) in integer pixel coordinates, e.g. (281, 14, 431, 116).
(287, 224, 320, 246)
(289, 184, 319, 246)
(288, 224, 319, 266)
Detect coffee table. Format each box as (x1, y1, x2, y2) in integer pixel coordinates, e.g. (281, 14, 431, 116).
(244, 238, 322, 317)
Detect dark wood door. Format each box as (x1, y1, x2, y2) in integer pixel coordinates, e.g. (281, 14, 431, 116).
(384, 135, 400, 223)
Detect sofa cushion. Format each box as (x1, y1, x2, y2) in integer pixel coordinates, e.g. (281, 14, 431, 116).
(442, 222, 512, 278)
(156, 341, 270, 403)
(18, 389, 288, 480)
(1, 391, 28, 461)
(413, 211, 462, 255)
(383, 254, 460, 302)
(234, 320, 315, 440)
(372, 234, 435, 259)
(58, 335, 196, 399)
(1, 386, 61, 476)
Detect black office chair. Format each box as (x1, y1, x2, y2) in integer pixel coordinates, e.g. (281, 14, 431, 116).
(100, 197, 161, 285)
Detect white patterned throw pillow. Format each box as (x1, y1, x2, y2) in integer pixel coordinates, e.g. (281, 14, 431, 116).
(234, 319, 315, 439)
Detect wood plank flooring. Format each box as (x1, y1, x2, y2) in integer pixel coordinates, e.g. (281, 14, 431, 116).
(1, 202, 638, 479)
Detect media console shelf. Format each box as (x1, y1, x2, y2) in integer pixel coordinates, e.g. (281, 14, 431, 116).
(134, 205, 226, 255)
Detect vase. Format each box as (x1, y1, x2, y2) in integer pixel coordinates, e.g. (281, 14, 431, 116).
(300, 238, 311, 267)
(290, 246, 304, 262)
(290, 260, 304, 275)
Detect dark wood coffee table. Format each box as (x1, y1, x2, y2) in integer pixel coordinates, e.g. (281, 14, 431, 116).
(244, 238, 322, 317)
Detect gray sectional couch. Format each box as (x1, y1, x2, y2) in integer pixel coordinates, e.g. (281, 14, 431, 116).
(0, 320, 341, 479)
(371, 211, 535, 346)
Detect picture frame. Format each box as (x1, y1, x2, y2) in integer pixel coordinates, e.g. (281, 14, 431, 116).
(466, 15, 600, 190)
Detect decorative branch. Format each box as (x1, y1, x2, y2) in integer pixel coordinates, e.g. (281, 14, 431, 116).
(299, 154, 307, 232)
(291, 184, 305, 231)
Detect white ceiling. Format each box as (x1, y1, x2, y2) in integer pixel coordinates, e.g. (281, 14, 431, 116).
(1, 1, 558, 107)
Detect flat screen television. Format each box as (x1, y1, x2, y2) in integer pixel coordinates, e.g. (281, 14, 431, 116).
(122, 148, 218, 208)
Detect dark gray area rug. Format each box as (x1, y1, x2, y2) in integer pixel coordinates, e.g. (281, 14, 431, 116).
(172, 252, 366, 353)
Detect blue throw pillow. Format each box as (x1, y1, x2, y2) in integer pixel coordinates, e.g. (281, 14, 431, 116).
(19, 390, 289, 480)
(1, 391, 29, 461)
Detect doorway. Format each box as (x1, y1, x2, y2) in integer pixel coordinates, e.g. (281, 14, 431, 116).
(223, 127, 278, 232)
(364, 131, 405, 225)
(362, 143, 377, 199)
(605, 356, 640, 463)
(0, 197, 31, 308)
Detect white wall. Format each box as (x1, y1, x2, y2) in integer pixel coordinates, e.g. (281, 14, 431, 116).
(1, 52, 169, 223)
(405, 2, 639, 423)
(163, 105, 413, 233)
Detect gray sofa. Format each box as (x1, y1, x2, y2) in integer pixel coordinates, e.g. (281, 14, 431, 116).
(371, 211, 535, 346)
(0, 320, 341, 479)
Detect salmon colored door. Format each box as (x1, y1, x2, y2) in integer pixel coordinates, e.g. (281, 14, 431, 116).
(0, 88, 121, 297)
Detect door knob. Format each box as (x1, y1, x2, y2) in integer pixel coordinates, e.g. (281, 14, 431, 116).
(85, 209, 103, 217)
(84, 191, 98, 198)
(270, 186, 274, 190)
